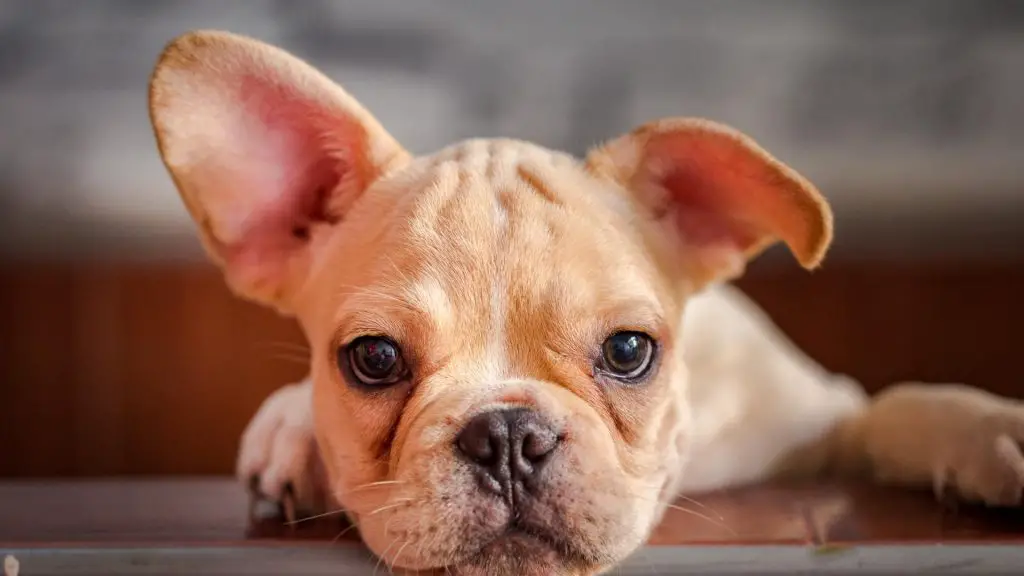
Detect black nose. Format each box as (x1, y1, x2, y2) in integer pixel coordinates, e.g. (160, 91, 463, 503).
(455, 408, 561, 499)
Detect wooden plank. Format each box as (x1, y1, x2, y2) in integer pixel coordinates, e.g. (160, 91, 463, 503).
(1, 260, 1023, 477)
(1, 479, 1022, 546)
(3, 545, 1024, 575)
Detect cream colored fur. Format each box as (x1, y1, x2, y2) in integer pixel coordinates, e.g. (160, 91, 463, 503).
(150, 30, 1024, 576)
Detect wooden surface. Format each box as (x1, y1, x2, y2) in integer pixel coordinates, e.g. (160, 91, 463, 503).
(2, 257, 1024, 478)
(1, 478, 1023, 547)
(2, 479, 1023, 575)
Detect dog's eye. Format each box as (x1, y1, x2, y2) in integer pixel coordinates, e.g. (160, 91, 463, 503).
(600, 331, 655, 380)
(343, 336, 407, 387)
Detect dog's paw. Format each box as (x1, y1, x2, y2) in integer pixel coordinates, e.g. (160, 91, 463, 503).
(236, 380, 328, 517)
(935, 409, 1024, 507)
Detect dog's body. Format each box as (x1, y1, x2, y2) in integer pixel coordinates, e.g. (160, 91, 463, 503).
(149, 31, 1024, 575)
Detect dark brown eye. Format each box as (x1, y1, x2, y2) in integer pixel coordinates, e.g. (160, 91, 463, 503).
(343, 336, 406, 387)
(600, 331, 655, 380)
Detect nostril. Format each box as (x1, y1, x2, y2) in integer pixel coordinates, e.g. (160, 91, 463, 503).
(455, 407, 560, 496)
(456, 411, 508, 466)
(457, 430, 495, 464)
(521, 429, 559, 463)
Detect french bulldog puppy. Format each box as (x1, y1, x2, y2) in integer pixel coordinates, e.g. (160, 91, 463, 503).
(148, 30, 1024, 575)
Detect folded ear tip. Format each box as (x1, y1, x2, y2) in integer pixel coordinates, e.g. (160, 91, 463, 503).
(797, 208, 833, 270)
(798, 247, 828, 270)
(597, 115, 838, 275)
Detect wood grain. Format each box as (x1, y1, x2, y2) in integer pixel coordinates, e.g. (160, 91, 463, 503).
(1, 258, 1022, 477)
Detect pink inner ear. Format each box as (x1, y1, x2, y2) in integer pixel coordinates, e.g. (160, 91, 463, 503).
(210, 74, 366, 272)
(647, 131, 807, 256)
(660, 165, 763, 252)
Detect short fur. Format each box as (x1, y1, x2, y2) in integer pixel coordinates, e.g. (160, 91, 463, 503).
(149, 30, 1024, 576)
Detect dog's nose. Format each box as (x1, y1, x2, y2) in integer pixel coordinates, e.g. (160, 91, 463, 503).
(455, 408, 560, 497)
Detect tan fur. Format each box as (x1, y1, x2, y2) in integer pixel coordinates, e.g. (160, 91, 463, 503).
(148, 30, 410, 312)
(149, 30, 1024, 576)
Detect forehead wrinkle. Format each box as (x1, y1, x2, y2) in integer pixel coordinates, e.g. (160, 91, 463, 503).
(403, 162, 462, 248)
(391, 160, 512, 375)
(336, 139, 649, 382)
(497, 182, 665, 375)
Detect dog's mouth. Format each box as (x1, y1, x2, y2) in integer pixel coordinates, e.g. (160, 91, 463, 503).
(443, 519, 588, 574)
(499, 519, 576, 556)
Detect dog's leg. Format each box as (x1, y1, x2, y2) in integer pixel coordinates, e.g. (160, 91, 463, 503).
(236, 378, 331, 516)
(797, 382, 1024, 507)
(681, 285, 1024, 508)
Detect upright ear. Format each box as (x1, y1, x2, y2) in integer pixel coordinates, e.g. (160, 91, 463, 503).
(148, 30, 410, 313)
(586, 118, 832, 287)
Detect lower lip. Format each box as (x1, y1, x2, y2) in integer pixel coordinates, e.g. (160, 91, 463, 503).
(439, 530, 576, 575)
(484, 526, 566, 557)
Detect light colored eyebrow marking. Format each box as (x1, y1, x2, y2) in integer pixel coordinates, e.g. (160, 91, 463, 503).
(400, 273, 454, 333)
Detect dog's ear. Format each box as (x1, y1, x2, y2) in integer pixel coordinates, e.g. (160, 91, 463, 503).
(148, 30, 410, 313)
(586, 118, 832, 286)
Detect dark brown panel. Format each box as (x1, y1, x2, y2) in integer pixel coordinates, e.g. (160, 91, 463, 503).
(1, 259, 1022, 477)
(0, 262, 308, 478)
(734, 259, 1024, 397)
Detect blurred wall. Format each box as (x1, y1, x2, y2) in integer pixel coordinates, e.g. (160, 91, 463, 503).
(1, 1, 1023, 477)
(1, 0, 1023, 260)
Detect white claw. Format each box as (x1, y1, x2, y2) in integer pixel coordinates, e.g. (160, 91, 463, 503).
(4, 555, 19, 576)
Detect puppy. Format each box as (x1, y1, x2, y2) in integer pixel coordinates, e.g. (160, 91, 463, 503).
(148, 30, 1024, 575)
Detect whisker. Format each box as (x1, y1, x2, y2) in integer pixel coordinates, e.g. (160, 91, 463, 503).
(340, 479, 406, 494)
(662, 502, 737, 536)
(367, 498, 414, 518)
(624, 481, 728, 522)
(382, 512, 402, 541)
(373, 538, 401, 576)
(609, 486, 732, 535)
(331, 522, 360, 543)
(389, 540, 413, 576)
(416, 531, 431, 571)
(329, 480, 409, 514)
(671, 494, 725, 521)
(286, 507, 349, 525)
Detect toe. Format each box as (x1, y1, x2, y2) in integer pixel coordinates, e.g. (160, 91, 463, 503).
(259, 424, 315, 503)
(994, 434, 1024, 484)
(236, 416, 282, 482)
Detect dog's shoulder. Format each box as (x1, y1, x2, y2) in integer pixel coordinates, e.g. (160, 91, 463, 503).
(682, 282, 863, 401)
(681, 283, 789, 369)
(676, 283, 869, 491)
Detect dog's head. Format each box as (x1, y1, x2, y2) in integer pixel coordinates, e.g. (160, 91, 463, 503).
(149, 31, 831, 575)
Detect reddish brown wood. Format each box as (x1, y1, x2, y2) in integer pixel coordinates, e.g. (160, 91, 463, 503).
(0, 261, 307, 478)
(1, 259, 1022, 477)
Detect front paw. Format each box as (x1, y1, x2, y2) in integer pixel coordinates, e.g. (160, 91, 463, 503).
(937, 409, 1024, 507)
(236, 380, 329, 518)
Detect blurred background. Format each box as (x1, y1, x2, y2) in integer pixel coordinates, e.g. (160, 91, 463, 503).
(1, 0, 1022, 478)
